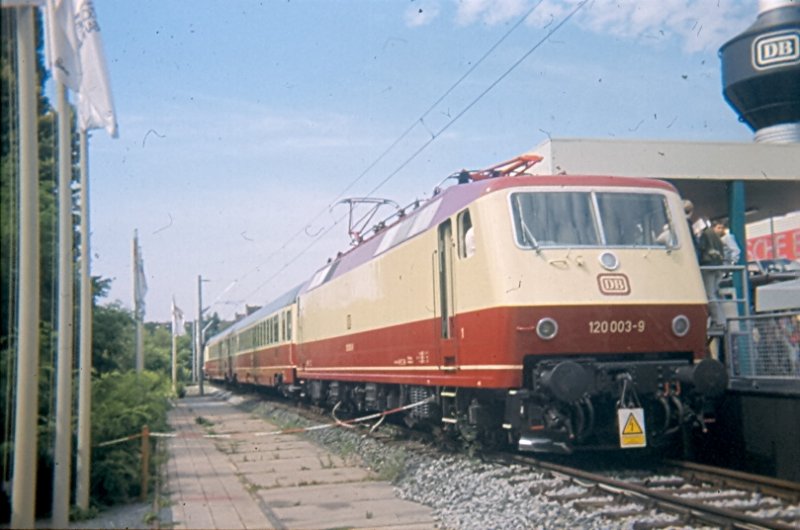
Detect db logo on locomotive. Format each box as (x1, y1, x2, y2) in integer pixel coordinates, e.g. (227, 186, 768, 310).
(597, 273, 630, 295)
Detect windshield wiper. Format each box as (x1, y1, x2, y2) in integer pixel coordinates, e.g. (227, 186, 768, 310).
(515, 195, 540, 251)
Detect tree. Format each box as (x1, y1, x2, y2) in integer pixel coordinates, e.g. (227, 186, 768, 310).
(91, 370, 171, 505)
(92, 301, 135, 374)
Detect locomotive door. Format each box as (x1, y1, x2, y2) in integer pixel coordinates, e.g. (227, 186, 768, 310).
(225, 337, 234, 382)
(437, 220, 459, 368)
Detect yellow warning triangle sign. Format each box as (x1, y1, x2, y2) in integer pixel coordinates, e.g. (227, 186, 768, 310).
(622, 413, 644, 435)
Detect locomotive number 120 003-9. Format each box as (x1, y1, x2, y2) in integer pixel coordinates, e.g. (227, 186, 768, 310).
(588, 320, 646, 334)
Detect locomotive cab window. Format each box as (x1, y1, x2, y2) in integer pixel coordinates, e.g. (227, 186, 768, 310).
(596, 193, 675, 247)
(511, 191, 674, 249)
(457, 209, 475, 259)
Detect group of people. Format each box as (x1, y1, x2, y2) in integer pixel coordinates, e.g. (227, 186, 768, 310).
(684, 200, 742, 330)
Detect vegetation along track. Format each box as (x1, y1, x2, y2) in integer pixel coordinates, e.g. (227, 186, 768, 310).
(495, 453, 800, 529)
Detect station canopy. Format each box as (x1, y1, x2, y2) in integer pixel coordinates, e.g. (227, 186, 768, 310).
(526, 138, 800, 223)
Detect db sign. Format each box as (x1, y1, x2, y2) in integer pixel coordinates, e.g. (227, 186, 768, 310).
(597, 274, 630, 296)
(753, 31, 800, 70)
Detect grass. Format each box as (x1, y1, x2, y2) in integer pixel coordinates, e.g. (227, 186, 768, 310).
(375, 454, 408, 482)
(319, 454, 336, 469)
(69, 505, 98, 521)
(195, 416, 213, 427)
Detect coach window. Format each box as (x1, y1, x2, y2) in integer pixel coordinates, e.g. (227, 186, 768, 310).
(287, 311, 293, 340)
(457, 209, 475, 259)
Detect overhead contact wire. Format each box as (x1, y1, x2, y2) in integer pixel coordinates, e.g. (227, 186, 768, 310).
(212, 5, 546, 314)
(218, 1, 587, 314)
(365, 0, 589, 198)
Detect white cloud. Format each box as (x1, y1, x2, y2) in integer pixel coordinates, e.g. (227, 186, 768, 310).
(456, 0, 531, 26)
(450, 0, 754, 53)
(573, 0, 754, 53)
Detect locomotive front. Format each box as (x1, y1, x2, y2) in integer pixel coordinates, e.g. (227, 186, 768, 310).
(461, 176, 727, 453)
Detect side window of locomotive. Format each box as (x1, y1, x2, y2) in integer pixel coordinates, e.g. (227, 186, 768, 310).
(457, 209, 475, 259)
(595, 193, 673, 247)
(511, 192, 598, 247)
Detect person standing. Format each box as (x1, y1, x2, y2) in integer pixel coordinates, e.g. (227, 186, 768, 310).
(684, 200, 700, 260)
(699, 221, 726, 328)
(715, 221, 741, 265)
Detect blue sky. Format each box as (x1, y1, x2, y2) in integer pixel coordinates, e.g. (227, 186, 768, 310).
(75, 0, 758, 322)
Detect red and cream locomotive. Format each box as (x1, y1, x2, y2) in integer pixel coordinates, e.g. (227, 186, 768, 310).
(204, 154, 727, 453)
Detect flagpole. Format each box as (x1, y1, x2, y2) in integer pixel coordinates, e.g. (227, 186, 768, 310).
(171, 299, 177, 393)
(52, 78, 76, 530)
(11, 6, 41, 528)
(43, 0, 118, 513)
(134, 231, 143, 373)
(197, 275, 205, 396)
(76, 128, 92, 510)
(172, 326, 177, 393)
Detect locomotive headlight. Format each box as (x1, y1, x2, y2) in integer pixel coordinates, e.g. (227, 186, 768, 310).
(536, 318, 558, 340)
(599, 251, 619, 271)
(672, 315, 690, 337)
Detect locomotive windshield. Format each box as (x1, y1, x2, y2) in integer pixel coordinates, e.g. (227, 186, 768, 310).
(511, 191, 675, 248)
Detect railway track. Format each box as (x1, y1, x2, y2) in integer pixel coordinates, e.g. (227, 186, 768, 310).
(501, 453, 800, 530)
(227, 386, 800, 529)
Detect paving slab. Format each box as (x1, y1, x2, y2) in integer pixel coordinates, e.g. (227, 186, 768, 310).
(163, 387, 436, 529)
(245, 466, 373, 489)
(265, 483, 434, 529)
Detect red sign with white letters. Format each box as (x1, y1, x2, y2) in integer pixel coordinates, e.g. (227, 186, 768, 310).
(746, 228, 799, 260)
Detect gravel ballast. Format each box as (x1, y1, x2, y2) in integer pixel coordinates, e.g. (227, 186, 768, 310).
(249, 399, 694, 530)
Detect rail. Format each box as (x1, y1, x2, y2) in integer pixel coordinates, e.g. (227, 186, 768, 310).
(503, 453, 799, 530)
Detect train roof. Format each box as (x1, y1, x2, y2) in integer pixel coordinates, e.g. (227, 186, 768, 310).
(206, 282, 305, 344)
(301, 173, 679, 294)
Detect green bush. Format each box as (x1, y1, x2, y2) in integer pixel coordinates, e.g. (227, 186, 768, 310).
(91, 370, 172, 505)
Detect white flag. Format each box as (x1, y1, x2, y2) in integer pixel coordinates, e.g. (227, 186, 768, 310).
(46, 0, 81, 92)
(74, 0, 118, 137)
(46, 0, 118, 137)
(171, 298, 186, 337)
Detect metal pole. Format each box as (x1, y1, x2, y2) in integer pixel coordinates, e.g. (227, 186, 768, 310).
(11, 7, 41, 528)
(197, 275, 204, 395)
(52, 81, 75, 529)
(134, 231, 143, 373)
(140, 425, 150, 501)
(191, 320, 197, 383)
(728, 181, 747, 314)
(171, 330, 177, 393)
(769, 217, 776, 260)
(76, 129, 92, 510)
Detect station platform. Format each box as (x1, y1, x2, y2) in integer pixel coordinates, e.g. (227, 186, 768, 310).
(163, 387, 435, 529)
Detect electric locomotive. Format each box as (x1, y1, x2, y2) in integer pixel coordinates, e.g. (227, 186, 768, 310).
(205, 154, 727, 453)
